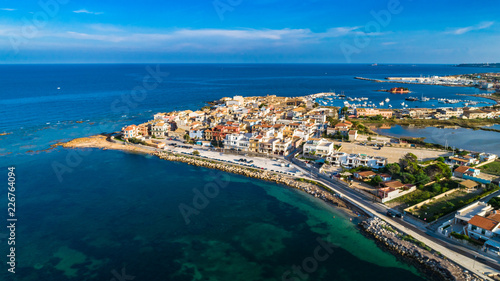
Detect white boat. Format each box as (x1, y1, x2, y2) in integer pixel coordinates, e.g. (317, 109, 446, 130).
(379, 101, 384, 106)
(388, 104, 392, 108)
(401, 102, 405, 106)
(385, 98, 390, 102)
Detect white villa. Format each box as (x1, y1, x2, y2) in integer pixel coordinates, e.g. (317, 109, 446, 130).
(303, 138, 335, 157)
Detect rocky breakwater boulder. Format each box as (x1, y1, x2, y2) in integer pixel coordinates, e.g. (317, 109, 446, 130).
(152, 151, 347, 209)
(360, 217, 485, 281)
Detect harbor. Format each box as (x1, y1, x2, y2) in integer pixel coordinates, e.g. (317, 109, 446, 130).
(311, 91, 495, 110)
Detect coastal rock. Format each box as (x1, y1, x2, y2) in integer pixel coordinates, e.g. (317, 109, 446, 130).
(360, 217, 485, 281)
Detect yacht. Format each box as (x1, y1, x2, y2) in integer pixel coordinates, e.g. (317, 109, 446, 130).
(385, 98, 390, 102)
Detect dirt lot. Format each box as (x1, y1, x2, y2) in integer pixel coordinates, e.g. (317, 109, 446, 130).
(340, 140, 451, 163)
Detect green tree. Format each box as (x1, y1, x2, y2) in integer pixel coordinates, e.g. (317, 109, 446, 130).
(489, 197, 500, 209)
(436, 157, 445, 163)
(367, 136, 372, 141)
(400, 153, 419, 173)
(386, 163, 401, 176)
(341, 106, 349, 115)
(428, 183, 441, 193)
(370, 175, 383, 185)
(402, 173, 416, 184)
(192, 150, 200, 156)
(414, 172, 430, 185)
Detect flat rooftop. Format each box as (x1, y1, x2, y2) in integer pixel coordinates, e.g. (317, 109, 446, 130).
(455, 202, 493, 221)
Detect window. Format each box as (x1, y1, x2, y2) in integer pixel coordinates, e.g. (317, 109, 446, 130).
(471, 225, 477, 231)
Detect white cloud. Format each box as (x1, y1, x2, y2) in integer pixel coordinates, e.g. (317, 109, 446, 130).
(446, 21, 494, 35)
(73, 9, 103, 15)
(88, 24, 124, 33)
(0, 8, 16, 11)
(0, 25, 382, 54)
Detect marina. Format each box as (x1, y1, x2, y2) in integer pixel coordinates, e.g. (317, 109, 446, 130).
(311, 91, 494, 110)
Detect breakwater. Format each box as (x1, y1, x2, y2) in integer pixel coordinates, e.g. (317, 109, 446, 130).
(354, 77, 469, 87)
(360, 217, 485, 281)
(152, 151, 352, 210)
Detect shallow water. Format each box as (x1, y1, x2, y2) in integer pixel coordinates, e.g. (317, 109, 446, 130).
(374, 125, 500, 155)
(0, 149, 425, 281)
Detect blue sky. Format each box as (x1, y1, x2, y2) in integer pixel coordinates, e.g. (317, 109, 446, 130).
(0, 0, 498, 63)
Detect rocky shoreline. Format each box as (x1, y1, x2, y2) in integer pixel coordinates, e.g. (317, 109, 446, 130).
(57, 135, 487, 281)
(360, 217, 485, 281)
(151, 151, 360, 211)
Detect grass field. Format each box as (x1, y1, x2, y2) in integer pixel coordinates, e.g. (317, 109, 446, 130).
(481, 160, 500, 176)
(412, 189, 482, 222)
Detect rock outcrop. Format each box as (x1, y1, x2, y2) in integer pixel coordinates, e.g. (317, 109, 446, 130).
(360, 217, 485, 281)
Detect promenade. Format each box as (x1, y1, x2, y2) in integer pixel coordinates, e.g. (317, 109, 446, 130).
(286, 156, 499, 280)
(61, 135, 500, 280)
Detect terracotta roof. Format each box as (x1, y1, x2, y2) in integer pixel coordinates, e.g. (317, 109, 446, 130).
(469, 215, 499, 231)
(356, 171, 376, 177)
(487, 212, 500, 223)
(454, 166, 469, 174)
(383, 180, 404, 189)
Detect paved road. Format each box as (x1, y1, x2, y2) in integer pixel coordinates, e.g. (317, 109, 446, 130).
(286, 155, 500, 278)
(124, 140, 499, 277)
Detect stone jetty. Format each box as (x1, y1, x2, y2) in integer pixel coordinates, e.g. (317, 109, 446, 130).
(360, 217, 485, 281)
(153, 151, 350, 210)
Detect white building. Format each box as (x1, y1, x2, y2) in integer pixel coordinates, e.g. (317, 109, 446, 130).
(122, 125, 138, 139)
(189, 129, 204, 140)
(223, 133, 251, 151)
(479, 153, 498, 162)
(273, 138, 293, 156)
(152, 122, 169, 138)
(303, 138, 335, 157)
(327, 153, 386, 169)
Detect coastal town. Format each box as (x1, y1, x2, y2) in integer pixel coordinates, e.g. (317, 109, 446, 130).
(357, 71, 500, 89)
(6, 1, 500, 280)
(109, 89, 500, 279)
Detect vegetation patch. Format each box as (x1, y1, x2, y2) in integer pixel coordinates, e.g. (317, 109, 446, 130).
(409, 184, 499, 222)
(450, 231, 483, 246)
(481, 160, 500, 176)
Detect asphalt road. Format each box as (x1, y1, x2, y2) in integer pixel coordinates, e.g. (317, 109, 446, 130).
(287, 155, 500, 274)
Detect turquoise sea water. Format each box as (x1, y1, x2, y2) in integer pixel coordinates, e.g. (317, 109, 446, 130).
(2, 64, 495, 280)
(1, 149, 425, 280)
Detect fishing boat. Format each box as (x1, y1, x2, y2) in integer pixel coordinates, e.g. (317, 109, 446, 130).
(420, 94, 429, 102)
(405, 97, 418, 101)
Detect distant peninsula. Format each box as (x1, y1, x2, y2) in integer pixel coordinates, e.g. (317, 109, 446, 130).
(456, 63, 500, 68)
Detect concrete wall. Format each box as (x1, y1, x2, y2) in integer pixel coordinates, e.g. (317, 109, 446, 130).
(405, 188, 460, 213)
(381, 186, 417, 203)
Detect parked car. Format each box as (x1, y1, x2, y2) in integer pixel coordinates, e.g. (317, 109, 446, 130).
(386, 211, 396, 218)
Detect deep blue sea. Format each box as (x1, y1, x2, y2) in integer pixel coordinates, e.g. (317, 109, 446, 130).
(0, 64, 498, 280)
